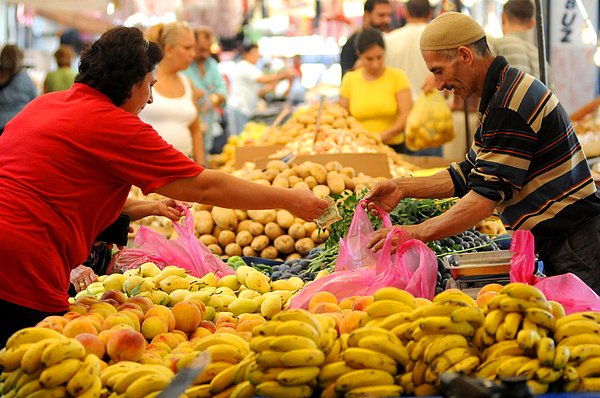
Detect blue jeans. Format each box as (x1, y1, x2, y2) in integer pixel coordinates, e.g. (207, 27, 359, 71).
(225, 106, 250, 136)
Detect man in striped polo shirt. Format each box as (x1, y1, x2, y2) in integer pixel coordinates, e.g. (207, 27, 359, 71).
(365, 12, 600, 294)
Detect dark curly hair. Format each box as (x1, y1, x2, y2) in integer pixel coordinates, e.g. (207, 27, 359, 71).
(355, 27, 385, 55)
(75, 26, 163, 106)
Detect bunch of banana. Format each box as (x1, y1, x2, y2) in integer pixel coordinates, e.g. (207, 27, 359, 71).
(359, 287, 416, 328)
(180, 333, 252, 397)
(102, 362, 173, 398)
(243, 309, 327, 398)
(552, 311, 600, 392)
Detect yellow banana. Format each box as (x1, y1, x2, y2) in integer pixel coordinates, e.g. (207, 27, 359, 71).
(275, 320, 321, 345)
(5, 327, 66, 349)
(123, 373, 170, 398)
(232, 353, 257, 384)
(14, 378, 43, 397)
(423, 334, 468, 365)
(323, 338, 342, 364)
(365, 300, 414, 319)
(1, 368, 24, 395)
(185, 384, 212, 398)
(390, 322, 413, 342)
(99, 361, 140, 386)
(268, 335, 318, 352)
(66, 353, 101, 396)
(153, 265, 187, 285)
(318, 361, 355, 385)
(516, 358, 541, 380)
(346, 327, 394, 348)
(397, 372, 414, 393)
(252, 321, 282, 337)
(345, 384, 403, 398)
(256, 350, 284, 369)
(552, 344, 570, 370)
(204, 344, 243, 364)
(76, 377, 102, 398)
(433, 290, 476, 307)
(230, 380, 255, 398)
(429, 347, 471, 376)
(524, 307, 556, 331)
(373, 287, 416, 306)
(25, 385, 67, 398)
(549, 300, 566, 319)
(578, 377, 600, 392)
(412, 301, 468, 321)
(502, 282, 546, 301)
(249, 336, 275, 353)
(521, 318, 538, 332)
(516, 329, 540, 351)
(378, 312, 412, 330)
(255, 381, 312, 398)
(575, 357, 600, 378)
(475, 357, 505, 380)
(558, 332, 600, 348)
(272, 309, 322, 335)
(485, 293, 508, 311)
(555, 311, 600, 330)
(39, 357, 82, 388)
(335, 368, 395, 392)
(535, 366, 562, 384)
(527, 380, 548, 395)
(276, 366, 320, 386)
(502, 312, 523, 340)
(496, 356, 533, 378)
(495, 323, 507, 343)
(412, 360, 428, 386)
(246, 365, 284, 385)
(20, 338, 62, 374)
(1, 343, 33, 372)
(11, 368, 42, 394)
(410, 334, 441, 362)
(280, 348, 325, 367)
(447, 355, 480, 374)
(356, 335, 409, 366)
(420, 316, 475, 337)
(450, 306, 485, 328)
(194, 334, 249, 355)
(569, 344, 600, 363)
(562, 364, 580, 382)
(343, 347, 397, 375)
(483, 340, 524, 361)
(41, 339, 86, 367)
(113, 366, 165, 394)
(554, 319, 600, 342)
(499, 297, 552, 313)
(483, 309, 506, 336)
(413, 383, 437, 397)
(194, 361, 235, 385)
(320, 382, 337, 398)
(537, 337, 556, 367)
(209, 362, 238, 394)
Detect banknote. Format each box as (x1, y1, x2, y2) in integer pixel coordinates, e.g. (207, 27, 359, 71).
(316, 197, 342, 228)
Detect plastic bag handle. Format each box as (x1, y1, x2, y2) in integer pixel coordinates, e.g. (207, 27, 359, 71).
(377, 227, 411, 276)
(357, 199, 392, 228)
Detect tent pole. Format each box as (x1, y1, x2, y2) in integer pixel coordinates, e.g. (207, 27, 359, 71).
(534, 0, 548, 86)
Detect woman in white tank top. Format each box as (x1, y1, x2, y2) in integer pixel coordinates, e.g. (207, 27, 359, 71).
(139, 22, 205, 163)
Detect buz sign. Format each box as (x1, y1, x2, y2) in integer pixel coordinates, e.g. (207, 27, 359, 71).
(560, 0, 578, 43)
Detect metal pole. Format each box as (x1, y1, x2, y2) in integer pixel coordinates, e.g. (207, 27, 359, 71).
(534, 0, 548, 86)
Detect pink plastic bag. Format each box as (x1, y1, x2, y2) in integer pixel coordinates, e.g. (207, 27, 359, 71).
(509, 230, 600, 314)
(107, 207, 234, 278)
(335, 199, 392, 271)
(289, 226, 438, 309)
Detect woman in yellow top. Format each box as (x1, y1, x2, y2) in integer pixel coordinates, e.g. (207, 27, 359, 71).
(339, 27, 413, 149)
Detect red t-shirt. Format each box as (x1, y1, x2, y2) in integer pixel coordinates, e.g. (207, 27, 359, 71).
(0, 83, 203, 312)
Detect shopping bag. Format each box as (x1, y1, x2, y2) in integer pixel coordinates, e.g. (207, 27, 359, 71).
(405, 90, 454, 151)
(509, 230, 600, 314)
(335, 199, 392, 271)
(107, 207, 234, 278)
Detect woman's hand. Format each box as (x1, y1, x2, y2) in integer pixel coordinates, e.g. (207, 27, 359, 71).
(363, 180, 404, 215)
(70, 265, 99, 292)
(153, 199, 188, 221)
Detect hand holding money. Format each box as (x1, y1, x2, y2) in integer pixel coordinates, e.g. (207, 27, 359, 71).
(316, 197, 342, 229)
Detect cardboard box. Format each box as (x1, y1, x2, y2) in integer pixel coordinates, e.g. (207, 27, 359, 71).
(397, 155, 462, 169)
(234, 145, 284, 167)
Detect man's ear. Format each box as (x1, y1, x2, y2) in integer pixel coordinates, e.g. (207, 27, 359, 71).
(457, 46, 474, 64)
(527, 18, 535, 30)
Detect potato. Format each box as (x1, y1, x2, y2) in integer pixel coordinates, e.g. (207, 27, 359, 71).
(211, 206, 238, 230)
(288, 175, 301, 186)
(340, 167, 356, 179)
(304, 176, 318, 189)
(248, 210, 277, 224)
(236, 219, 253, 233)
(327, 171, 345, 194)
(276, 210, 295, 229)
(325, 161, 343, 172)
(274, 235, 295, 254)
(218, 230, 236, 246)
(293, 181, 310, 190)
(312, 185, 331, 199)
(262, 169, 279, 182)
(311, 228, 330, 244)
(260, 246, 278, 259)
(310, 164, 328, 184)
(295, 238, 315, 257)
(225, 243, 243, 257)
(264, 222, 284, 241)
(342, 174, 355, 191)
(212, 225, 223, 237)
(286, 253, 302, 261)
(207, 244, 223, 255)
(199, 234, 218, 246)
(247, 170, 264, 180)
(272, 175, 289, 188)
(281, 169, 297, 178)
(235, 209, 248, 221)
(303, 222, 317, 236)
(288, 223, 306, 240)
(235, 230, 253, 247)
(295, 163, 311, 178)
(253, 179, 272, 186)
(251, 235, 270, 251)
(248, 221, 265, 236)
(266, 159, 289, 172)
(242, 246, 257, 257)
(194, 203, 212, 212)
(194, 210, 214, 235)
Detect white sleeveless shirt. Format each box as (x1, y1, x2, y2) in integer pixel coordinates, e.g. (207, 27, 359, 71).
(139, 73, 198, 157)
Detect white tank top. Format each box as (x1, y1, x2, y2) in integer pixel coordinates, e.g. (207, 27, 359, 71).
(139, 73, 198, 157)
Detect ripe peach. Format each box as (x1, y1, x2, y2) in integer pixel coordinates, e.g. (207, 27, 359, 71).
(74, 332, 105, 359)
(151, 333, 181, 350)
(339, 296, 360, 310)
(146, 341, 172, 354)
(237, 318, 267, 333)
(141, 316, 170, 341)
(106, 329, 147, 362)
(197, 320, 217, 334)
(215, 327, 237, 335)
(477, 283, 503, 298)
(126, 296, 154, 313)
(476, 291, 498, 309)
(63, 311, 83, 321)
(183, 298, 206, 321)
(414, 297, 432, 307)
(308, 291, 339, 312)
(68, 303, 88, 315)
(146, 305, 176, 332)
(189, 328, 212, 340)
(119, 307, 145, 325)
(214, 314, 237, 327)
(351, 296, 374, 311)
(75, 295, 98, 307)
(35, 320, 63, 333)
(172, 330, 189, 343)
(98, 329, 116, 349)
(172, 301, 202, 333)
(42, 315, 70, 330)
(90, 302, 118, 318)
(310, 302, 342, 314)
(100, 290, 128, 305)
(339, 311, 367, 334)
(102, 313, 136, 331)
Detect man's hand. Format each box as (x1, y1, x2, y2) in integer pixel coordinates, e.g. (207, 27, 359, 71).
(368, 225, 418, 253)
(287, 189, 329, 221)
(70, 265, 99, 293)
(153, 199, 188, 221)
(363, 180, 404, 216)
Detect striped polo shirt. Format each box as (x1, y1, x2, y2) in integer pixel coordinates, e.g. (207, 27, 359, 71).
(448, 56, 600, 249)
